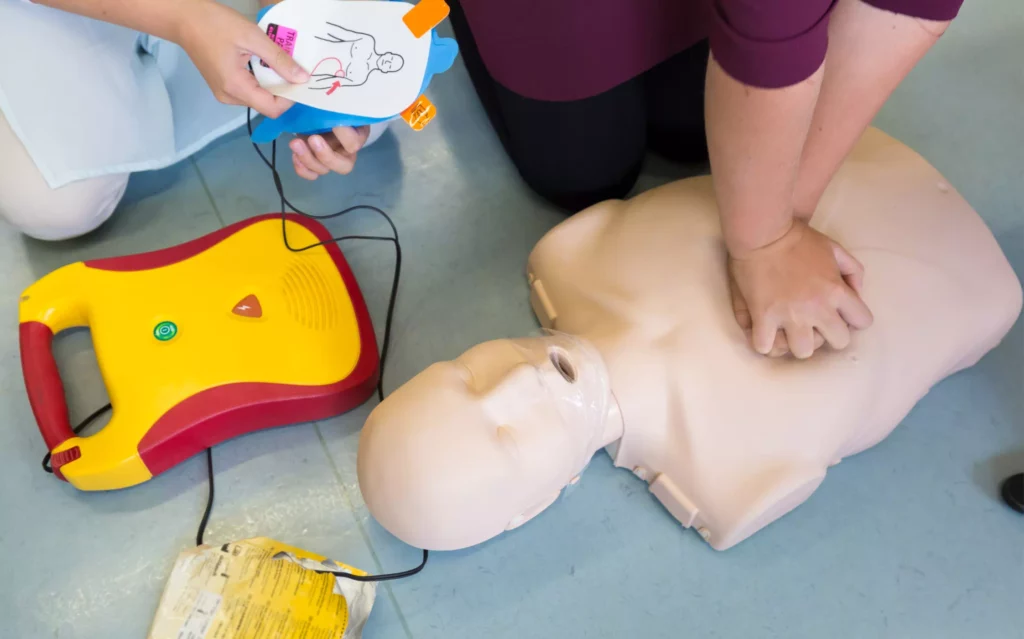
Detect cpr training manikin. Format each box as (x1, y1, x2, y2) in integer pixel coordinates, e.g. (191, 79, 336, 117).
(357, 127, 1023, 552)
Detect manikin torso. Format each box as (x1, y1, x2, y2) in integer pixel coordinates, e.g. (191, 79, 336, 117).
(357, 128, 1022, 552)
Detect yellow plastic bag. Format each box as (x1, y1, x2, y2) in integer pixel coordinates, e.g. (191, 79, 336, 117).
(148, 537, 376, 639)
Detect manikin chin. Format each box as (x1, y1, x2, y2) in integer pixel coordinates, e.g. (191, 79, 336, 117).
(356, 128, 1022, 552)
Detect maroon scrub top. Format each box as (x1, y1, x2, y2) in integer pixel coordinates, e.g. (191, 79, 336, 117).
(457, 0, 964, 101)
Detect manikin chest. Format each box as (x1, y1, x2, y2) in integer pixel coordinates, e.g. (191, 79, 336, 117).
(524, 167, 1020, 549)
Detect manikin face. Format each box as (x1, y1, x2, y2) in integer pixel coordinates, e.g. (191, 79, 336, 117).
(378, 53, 404, 73)
(357, 334, 613, 551)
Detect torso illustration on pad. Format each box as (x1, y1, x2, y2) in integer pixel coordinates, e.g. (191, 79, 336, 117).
(252, 0, 429, 117)
(357, 127, 1023, 552)
(308, 23, 404, 93)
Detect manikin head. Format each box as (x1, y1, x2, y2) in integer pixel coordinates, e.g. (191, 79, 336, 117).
(377, 53, 404, 73)
(357, 333, 622, 551)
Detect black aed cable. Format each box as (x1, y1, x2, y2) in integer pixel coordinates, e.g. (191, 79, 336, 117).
(40, 108, 428, 582)
(239, 107, 428, 581)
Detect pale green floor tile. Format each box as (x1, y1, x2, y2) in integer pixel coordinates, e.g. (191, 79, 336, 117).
(1, 2, 1021, 638)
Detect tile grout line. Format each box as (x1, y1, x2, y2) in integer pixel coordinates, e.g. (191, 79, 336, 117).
(190, 158, 227, 229)
(313, 423, 417, 639)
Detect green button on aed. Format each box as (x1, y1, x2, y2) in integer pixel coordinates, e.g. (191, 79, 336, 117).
(153, 321, 178, 342)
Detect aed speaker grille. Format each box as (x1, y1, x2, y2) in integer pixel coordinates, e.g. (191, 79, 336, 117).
(281, 259, 344, 331)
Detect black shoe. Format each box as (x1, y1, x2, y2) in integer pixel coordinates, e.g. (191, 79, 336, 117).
(1001, 473, 1023, 514)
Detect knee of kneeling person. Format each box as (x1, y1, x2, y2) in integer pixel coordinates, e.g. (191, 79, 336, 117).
(505, 135, 644, 213)
(519, 162, 643, 213)
(0, 173, 129, 241)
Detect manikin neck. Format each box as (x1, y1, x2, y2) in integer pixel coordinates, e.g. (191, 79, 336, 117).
(546, 332, 624, 455)
(601, 396, 625, 448)
(504, 335, 626, 532)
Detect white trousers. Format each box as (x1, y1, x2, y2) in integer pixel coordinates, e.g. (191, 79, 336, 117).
(0, 108, 390, 242)
(0, 109, 129, 241)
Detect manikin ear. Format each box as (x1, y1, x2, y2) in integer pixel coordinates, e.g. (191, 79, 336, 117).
(506, 490, 561, 531)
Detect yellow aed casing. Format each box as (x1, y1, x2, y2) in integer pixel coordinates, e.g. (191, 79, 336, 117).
(19, 214, 379, 491)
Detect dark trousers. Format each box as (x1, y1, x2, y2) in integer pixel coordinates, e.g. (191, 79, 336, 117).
(448, 0, 710, 211)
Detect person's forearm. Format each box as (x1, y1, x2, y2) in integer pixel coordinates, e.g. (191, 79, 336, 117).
(30, 0, 204, 43)
(706, 56, 824, 256)
(793, 0, 950, 216)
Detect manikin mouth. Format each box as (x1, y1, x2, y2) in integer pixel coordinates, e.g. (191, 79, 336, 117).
(548, 346, 578, 383)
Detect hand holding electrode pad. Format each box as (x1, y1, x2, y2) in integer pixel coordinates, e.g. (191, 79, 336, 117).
(250, 0, 458, 142)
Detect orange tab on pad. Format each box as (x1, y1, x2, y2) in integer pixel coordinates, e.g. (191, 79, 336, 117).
(403, 0, 450, 38)
(401, 95, 436, 131)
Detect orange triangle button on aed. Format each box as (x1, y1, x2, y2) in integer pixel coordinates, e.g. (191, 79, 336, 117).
(233, 294, 263, 318)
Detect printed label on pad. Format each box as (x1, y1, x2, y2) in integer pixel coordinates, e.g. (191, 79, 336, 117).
(401, 95, 435, 131)
(260, 23, 298, 67)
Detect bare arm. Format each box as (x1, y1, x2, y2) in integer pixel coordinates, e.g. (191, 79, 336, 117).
(793, 0, 952, 216)
(31, 0, 307, 118)
(706, 57, 822, 257)
(704, 0, 953, 358)
(709, 57, 872, 357)
(706, 0, 874, 358)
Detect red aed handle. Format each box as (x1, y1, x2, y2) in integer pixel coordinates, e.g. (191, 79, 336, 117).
(20, 322, 74, 451)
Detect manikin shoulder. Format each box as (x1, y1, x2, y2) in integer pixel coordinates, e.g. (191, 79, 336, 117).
(527, 126, 1021, 449)
(529, 127, 1020, 343)
(526, 128, 1020, 550)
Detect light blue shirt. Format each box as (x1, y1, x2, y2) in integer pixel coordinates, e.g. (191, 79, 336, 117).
(0, 0, 247, 189)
